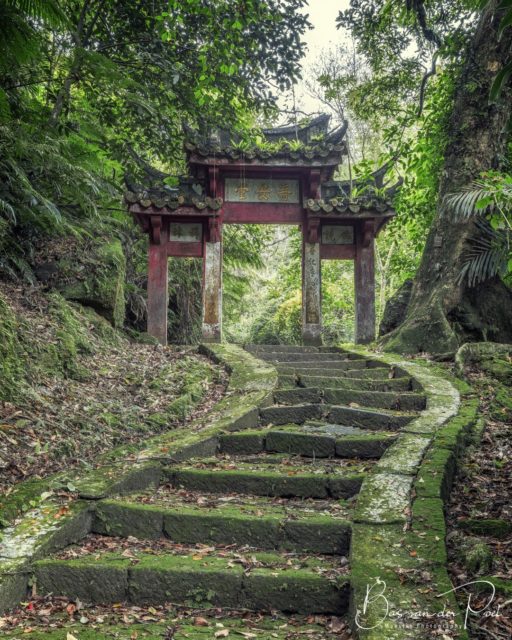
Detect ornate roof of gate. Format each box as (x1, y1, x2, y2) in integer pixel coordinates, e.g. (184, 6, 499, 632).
(184, 115, 348, 168)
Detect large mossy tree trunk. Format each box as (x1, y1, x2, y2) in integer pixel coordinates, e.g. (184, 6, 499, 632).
(383, 1, 512, 354)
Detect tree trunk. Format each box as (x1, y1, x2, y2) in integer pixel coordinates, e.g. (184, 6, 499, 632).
(382, 0, 512, 354)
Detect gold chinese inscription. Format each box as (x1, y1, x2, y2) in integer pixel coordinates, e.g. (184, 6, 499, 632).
(225, 178, 299, 204)
(257, 182, 271, 201)
(277, 182, 291, 201)
(235, 183, 249, 201)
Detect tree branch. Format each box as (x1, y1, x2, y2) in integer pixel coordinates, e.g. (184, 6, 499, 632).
(417, 51, 439, 117)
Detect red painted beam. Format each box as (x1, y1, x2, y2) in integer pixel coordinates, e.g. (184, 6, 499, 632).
(320, 245, 356, 260)
(167, 242, 203, 258)
(223, 202, 303, 224)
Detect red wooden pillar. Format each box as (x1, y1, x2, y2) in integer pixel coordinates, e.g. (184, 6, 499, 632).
(355, 221, 376, 344)
(302, 218, 322, 345)
(147, 216, 168, 345)
(202, 218, 223, 342)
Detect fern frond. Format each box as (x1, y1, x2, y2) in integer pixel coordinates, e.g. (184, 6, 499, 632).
(458, 218, 510, 286)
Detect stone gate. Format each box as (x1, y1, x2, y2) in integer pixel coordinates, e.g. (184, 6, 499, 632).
(125, 115, 397, 345)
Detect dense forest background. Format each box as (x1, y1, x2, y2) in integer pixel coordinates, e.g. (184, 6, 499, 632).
(1, 0, 511, 348)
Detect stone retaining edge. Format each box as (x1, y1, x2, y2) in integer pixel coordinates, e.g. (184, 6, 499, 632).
(343, 346, 477, 640)
(0, 343, 278, 613)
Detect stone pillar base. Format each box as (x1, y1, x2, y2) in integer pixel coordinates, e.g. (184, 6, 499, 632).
(302, 323, 322, 346)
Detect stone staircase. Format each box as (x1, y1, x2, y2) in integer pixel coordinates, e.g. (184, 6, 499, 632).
(27, 345, 429, 635)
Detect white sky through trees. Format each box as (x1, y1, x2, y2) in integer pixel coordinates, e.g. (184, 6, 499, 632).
(277, 0, 351, 121)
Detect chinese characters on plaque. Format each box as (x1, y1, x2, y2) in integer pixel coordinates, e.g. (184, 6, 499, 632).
(170, 223, 203, 243)
(225, 178, 300, 204)
(321, 225, 354, 245)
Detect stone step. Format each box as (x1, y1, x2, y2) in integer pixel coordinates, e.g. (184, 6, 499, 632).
(245, 344, 320, 353)
(276, 359, 369, 371)
(274, 387, 323, 404)
(0, 615, 344, 639)
(273, 387, 426, 411)
(260, 403, 415, 430)
(219, 424, 397, 459)
(34, 548, 349, 614)
(325, 405, 415, 430)
(278, 375, 413, 392)
(255, 352, 356, 363)
(260, 403, 323, 424)
(278, 366, 391, 379)
(322, 388, 427, 411)
(92, 494, 351, 555)
(165, 457, 366, 499)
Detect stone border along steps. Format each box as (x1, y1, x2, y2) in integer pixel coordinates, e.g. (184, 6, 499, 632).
(0, 343, 480, 639)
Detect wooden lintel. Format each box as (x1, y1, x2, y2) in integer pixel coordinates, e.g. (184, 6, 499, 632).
(222, 202, 303, 224)
(320, 244, 355, 260)
(167, 241, 203, 258)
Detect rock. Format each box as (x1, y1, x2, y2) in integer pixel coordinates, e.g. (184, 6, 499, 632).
(58, 240, 126, 328)
(455, 342, 512, 382)
(379, 279, 413, 337)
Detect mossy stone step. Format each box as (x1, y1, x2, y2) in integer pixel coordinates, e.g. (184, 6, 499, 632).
(0, 616, 341, 640)
(322, 388, 427, 411)
(260, 403, 415, 430)
(326, 405, 416, 430)
(279, 367, 393, 381)
(276, 359, 369, 372)
(274, 387, 426, 411)
(260, 403, 323, 425)
(256, 352, 356, 363)
(34, 551, 349, 614)
(245, 344, 321, 353)
(2, 607, 339, 640)
(220, 424, 397, 459)
(273, 387, 323, 404)
(165, 461, 365, 499)
(288, 375, 413, 391)
(92, 498, 351, 554)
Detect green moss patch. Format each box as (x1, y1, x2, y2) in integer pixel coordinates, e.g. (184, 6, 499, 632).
(168, 466, 365, 499)
(376, 433, 431, 475)
(92, 498, 351, 555)
(35, 550, 347, 613)
(354, 473, 413, 524)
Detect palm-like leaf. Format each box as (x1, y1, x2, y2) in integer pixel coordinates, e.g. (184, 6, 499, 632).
(457, 218, 510, 286)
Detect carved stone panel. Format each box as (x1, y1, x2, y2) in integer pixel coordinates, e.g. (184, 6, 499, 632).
(170, 222, 203, 243)
(321, 225, 354, 245)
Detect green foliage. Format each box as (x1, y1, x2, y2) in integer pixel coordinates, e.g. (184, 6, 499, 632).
(445, 172, 512, 285)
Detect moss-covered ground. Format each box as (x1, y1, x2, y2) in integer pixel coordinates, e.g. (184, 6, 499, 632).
(0, 283, 226, 524)
(0, 601, 347, 638)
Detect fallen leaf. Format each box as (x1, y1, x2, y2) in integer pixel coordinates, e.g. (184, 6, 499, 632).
(194, 617, 209, 627)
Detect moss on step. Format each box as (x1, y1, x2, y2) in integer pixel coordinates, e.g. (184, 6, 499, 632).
(354, 473, 413, 524)
(168, 467, 364, 499)
(35, 551, 347, 613)
(93, 498, 351, 555)
(335, 433, 397, 458)
(219, 430, 266, 454)
(323, 388, 427, 411)
(376, 433, 431, 475)
(0, 500, 91, 562)
(0, 616, 338, 639)
(265, 429, 335, 457)
(415, 448, 456, 500)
